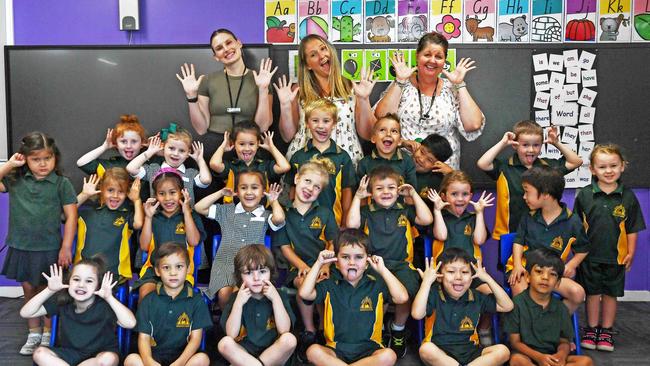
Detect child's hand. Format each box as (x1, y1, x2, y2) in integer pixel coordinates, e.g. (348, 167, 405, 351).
(253, 58, 278, 90)
(220, 187, 236, 198)
(353, 67, 377, 100)
(367, 255, 386, 273)
(7, 153, 26, 168)
(259, 131, 276, 151)
(144, 198, 160, 218)
(427, 189, 450, 211)
(563, 263, 576, 279)
(94, 272, 117, 300)
(508, 264, 526, 287)
(103, 128, 115, 149)
(42, 264, 68, 292)
(622, 253, 634, 271)
(265, 183, 282, 202)
(146, 136, 163, 157)
(469, 191, 494, 213)
(501, 131, 519, 148)
(471, 257, 491, 282)
(180, 189, 192, 213)
(297, 265, 310, 279)
(190, 141, 204, 162)
(355, 175, 371, 199)
(399, 139, 420, 154)
(128, 178, 141, 202)
(417, 257, 442, 284)
(317, 266, 330, 282)
(234, 283, 252, 307)
(398, 183, 416, 198)
(317, 250, 338, 265)
(262, 280, 281, 301)
(220, 131, 234, 152)
(431, 161, 454, 175)
(81, 174, 101, 198)
(58, 248, 72, 268)
(546, 125, 559, 145)
(273, 75, 299, 106)
(535, 353, 562, 366)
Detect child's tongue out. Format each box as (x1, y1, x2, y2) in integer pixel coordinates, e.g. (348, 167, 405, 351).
(346, 268, 358, 281)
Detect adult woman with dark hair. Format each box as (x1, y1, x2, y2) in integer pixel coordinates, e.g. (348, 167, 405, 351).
(274, 34, 376, 165)
(176, 28, 277, 154)
(375, 32, 485, 170)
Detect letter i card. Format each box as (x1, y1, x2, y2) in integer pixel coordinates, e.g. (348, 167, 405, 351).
(364, 49, 388, 81)
(397, 0, 430, 43)
(341, 49, 364, 80)
(430, 0, 464, 43)
(565, 0, 598, 42)
(632, 0, 650, 41)
(497, 0, 531, 42)
(332, 0, 363, 43)
(298, 0, 330, 41)
(463, 0, 497, 42)
(598, 0, 632, 42)
(531, 0, 564, 42)
(265, 0, 298, 44)
(365, 0, 398, 42)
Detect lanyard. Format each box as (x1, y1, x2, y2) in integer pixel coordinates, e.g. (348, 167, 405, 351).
(225, 68, 246, 127)
(416, 74, 438, 121)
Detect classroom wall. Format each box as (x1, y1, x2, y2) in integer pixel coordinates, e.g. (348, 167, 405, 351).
(2, 0, 649, 294)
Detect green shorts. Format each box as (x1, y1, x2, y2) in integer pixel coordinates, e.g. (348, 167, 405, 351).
(53, 346, 118, 365)
(240, 338, 266, 358)
(383, 261, 421, 298)
(437, 342, 483, 365)
(576, 261, 625, 297)
(326, 342, 384, 363)
(132, 267, 160, 289)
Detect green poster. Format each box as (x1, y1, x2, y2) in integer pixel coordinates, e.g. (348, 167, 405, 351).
(341, 49, 364, 81)
(364, 49, 388, 81)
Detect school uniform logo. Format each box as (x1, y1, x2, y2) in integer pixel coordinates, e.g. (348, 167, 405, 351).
(612, 205, 626, 218)
(360, 296, 374, 311)
(266, 317, 276, 330)
(113, 216, 126, 227)
(419, 187, 429, 199)
(459, 316, 475, 331)
(550, 236, 564, 251)
(464, 224, 472, 236)
(176, 312, 190, 328)
(175, 222, 186, 235)
(397, 214, 408, 227)
(310, 217, 322, 229)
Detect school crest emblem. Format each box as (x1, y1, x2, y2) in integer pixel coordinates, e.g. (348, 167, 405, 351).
(419, 187, 429, 199)
(175, 222, 186, 235)
(113, 216, 126, 227)
(176, 312, 190, 328)
(459, 316, 475, 331)
(550, 236, 564, 251)
(360, 296, 373, 311)
(612, 204, 626, 218)
(397, 214, 408, 227)
(266, 317, 276, 330)
(464, 224, 472, 236)
(310, 217, 322, 229)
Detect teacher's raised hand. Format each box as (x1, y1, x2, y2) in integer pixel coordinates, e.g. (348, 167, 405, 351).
(390, 51, 417, 82)
(352, 67, 377, 100)
(253, 58, 278, 91)
(442, 57, 477, 85)
(176, 63, 205, 98)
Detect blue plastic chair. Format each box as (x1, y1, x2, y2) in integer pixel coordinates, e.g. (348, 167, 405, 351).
(498, 233, 582, 355)
(211, 234, 272, 259)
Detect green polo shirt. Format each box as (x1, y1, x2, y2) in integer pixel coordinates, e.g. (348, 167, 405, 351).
(424, 284, 496, 346)
(76, 202, 134, 279)
(221, 288, 296, 348)
(140, 210, 206, 285)
(218, 155, 280, 204)
(574, 182, 646, 264)
(307, 272, 389, 353)
(506, 204, 589, 272)
(361, 202, 416, 263)
(488, 154, 569, 240)
(504, 289, 574, 354)
(416, 171, 444, 201)
(2, 172, 77, 251)
(135, 282, 212, 357)
(274, 201, 338, 266)
(287, 139, 356, 225)
(432, 210, 486, 262)
(79, 156, 128, 177)
(356, 149, 417, 187)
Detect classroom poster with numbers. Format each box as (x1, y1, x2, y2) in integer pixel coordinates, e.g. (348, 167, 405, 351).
(332, 0, 364, 43)
(430, 0, 464, 42)
(298, 0, 330, 41)
(397, 0, 430, 42)
(632, 0, 650, 41)
(365, 0, 398, 42)
(463, 0, 497, 42)
(565, 0, 598, 42)
(531, 0, 564, 42)
(265, 0, 298, 44)
(497, 0, 531, 42)
(598, 0, 632, 42)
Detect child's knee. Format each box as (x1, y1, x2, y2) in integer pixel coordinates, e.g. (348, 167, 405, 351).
(418, 342, 440, 363)
(509, 353, 533, 366)
(217, 335, 237, 354)
(374, 348, 397, 365)
(123, 353, 143, 366)
(277, 332, 297, 350)
(564, 282, 586, 303)
(188, 352, 210, 366)
(96, 352, 119, 366)
(487, 344, 510, 362)
(32, 346, 50, 361)
(306, 344, 327, 362)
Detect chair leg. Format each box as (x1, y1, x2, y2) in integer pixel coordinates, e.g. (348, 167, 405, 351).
(492, 313, 500, 345)
(418, 319, 424, 343)
(572, 312, 582, 355)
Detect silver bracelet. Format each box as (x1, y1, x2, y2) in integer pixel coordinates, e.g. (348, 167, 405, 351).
(454, 81, 467, 90)
(395, 79, 410, 88)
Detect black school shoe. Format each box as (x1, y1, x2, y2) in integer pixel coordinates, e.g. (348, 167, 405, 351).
(388, 327, 409, 358)
(297, 330, 317, 363)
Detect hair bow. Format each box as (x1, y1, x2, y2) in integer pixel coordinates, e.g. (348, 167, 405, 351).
(160, 122, 178, 142)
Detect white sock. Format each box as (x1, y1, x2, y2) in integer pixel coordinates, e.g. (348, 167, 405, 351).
(391, 322, 405, 331)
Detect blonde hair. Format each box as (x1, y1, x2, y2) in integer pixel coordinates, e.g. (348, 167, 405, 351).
(439, 170, 473, 195)
(304, 98, 338, 122)
(590, 143, 626, 165)
(298, 156, 335, 187)
(298, 35, 352, 105)
(100, 168, 131, 206)
(166, 128, 193, 148)
(512, 120, 543, 139)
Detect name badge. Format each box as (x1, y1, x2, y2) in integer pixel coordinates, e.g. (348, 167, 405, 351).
(251, 216, 266, 222)
(226, 107, 241, 114)
(182, 177, 190, 182)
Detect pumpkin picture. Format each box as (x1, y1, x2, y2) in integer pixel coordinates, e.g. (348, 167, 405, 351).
(566, 17, 596, 41)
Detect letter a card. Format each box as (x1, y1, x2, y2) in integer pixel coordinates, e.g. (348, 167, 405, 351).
(332, 0, 364, 43)
(298, 0, 331, 41)
(265, 0, 298, 44)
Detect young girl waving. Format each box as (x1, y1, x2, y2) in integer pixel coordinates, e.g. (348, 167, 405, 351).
(0, 132, 77, 354)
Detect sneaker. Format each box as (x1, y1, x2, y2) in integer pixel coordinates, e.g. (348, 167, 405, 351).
(297, 330, 317, 363)
(19, 333, 42, 355)
(40, 332, 51, 347)
(596, 328, 615, 352)
(580, 327, 598, 350)
(389, 328, 409, 359)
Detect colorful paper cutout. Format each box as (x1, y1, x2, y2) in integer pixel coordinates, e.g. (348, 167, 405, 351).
(565, 0, 598, 42)
(497, 0, 531, 42)
(341, 49, 364, 80)
(464, 0, 497, 42)
(598, 0, 632, 42)
(633, 0, 650, 41)
(265, 0, 298, 44)
(332, 0, 364, 43)
(397, 0, 429, 42)
(531, 0, 564, 42)
(298, 0, 330, 41)
(430, 0, 464, 42)
(365, 0, 398, 42)
(364, 49, 389, 80)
